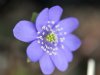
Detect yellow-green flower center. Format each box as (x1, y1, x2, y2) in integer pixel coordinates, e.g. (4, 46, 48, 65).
(46, 33, 56, 42)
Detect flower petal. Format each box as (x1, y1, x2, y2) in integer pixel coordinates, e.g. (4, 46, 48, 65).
(49, 6, 63, 24)
(61, 47, 73, 62)
(51, 50, 68, 71)
(36, 8, 49, 32)
(13, 20, 37, 42)
(54, 17, 79, 34)
(39, 54, 55, 75)
(64, 34, 81, 51)
(27, 40, 44, 62)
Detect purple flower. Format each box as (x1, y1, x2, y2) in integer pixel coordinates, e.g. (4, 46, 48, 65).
(13, 6, 81, 75)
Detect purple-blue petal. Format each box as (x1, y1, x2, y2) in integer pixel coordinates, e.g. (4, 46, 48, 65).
(63, 34, 81, 51)
(36, 8, 49, 32)
(13, 20, 37, 42)
(61, 47, 73, 62)
(39, 54, 55, 75)
(54, 17, 79, 34)
(49, 6, 63, 24)
(27, 40, 44, 62)
(50, 50, 68, 71)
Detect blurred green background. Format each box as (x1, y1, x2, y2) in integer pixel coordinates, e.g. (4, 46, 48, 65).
(0, 0, 100, 75)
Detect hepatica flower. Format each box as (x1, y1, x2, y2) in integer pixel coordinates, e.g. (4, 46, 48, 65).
(13, 6, 81, 75)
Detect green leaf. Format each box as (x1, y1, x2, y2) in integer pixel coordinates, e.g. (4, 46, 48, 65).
(31, 12, 38, 22)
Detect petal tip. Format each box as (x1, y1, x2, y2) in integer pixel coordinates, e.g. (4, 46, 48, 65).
(51, 5, 63, 13)
(69, 17, 79, 26)
(52, 5, 63, 10)
(39, 54, 55, 75)
(13, 20, 37, 42)
(70, 34, 81, 51)
(36, 8, 49, 32)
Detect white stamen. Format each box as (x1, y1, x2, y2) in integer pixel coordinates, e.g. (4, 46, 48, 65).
(48, 25, 51, 28)
(45, 45, 48, 48)
(38, 28, 59, 56)
(52, 47, 58, 51)
(57, 28, 63, 31)
(37, 40, 40, 43)
(37, 32, 40, 34)
(51, 21, 55, 24)
(41, 46, 44, 49)
(55, 24, 60, 28)
(40, 38, 43, 40)
(42, 32, 45, 35)
(45, 45, 50, 49)
(42, 26, 46, 30)
(52, 52, 57, 55)
(46, 46, 49, 49)
(39, 36, 42, 38)
(41, 42, 44, 45)
(43, 48, 46, 51)
(60, 39, 63, 42)
(54, 43, 57, 46)
(49, 53, 52, 55)
(61, 45, 65, 49)
(55, 47, 58, 50)
(60, 37, 65, 42)
(48, 21, 50, 23)
(46, 27, 49, 31)
(36, 36, 43, 39)
(39, 36, 43, 40)
(64, 32, 67, 35)
(60, 28, 63, 30)
(46, 51, 50, 53)
(59, 32, 63, 35)
(41, 46, 46, 51)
